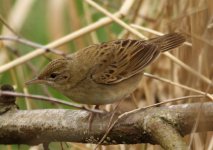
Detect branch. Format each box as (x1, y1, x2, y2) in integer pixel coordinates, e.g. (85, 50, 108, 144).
(1, 85, 213, 150)
(0, 101, 213, 146)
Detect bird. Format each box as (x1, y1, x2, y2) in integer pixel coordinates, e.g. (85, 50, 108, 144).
(26, 33, 185, 106)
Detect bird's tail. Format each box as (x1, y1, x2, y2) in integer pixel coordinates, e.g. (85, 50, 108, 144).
(149, 33, 186, 52)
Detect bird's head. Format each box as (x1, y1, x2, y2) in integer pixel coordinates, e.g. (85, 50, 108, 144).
(26, 58, 71, 89)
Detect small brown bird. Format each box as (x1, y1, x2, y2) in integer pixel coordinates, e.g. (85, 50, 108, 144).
(26, 33, 185, 105)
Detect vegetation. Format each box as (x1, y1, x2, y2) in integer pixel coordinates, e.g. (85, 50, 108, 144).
(0, 0, 212, 149)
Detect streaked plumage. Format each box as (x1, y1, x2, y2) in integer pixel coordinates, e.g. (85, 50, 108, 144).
(26, 33, 186, 105)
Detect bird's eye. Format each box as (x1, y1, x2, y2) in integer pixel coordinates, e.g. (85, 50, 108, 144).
(62, 75, 68, 79)
(50, 72, 59, 79)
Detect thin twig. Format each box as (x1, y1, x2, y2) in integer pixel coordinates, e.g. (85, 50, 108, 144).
(1, 0, 35, 36)
(0, 36, 66, 56)
(188, 79, 213, 149)
(0, 15, 20, 37)
(141, 95, 206, 109)
(118, 0, 136, 16)
(0, 91, 103, 113)
(164, 53, 212, 85)
(85, 0, 146, 39)
(0, 0, 136, 74)
(5, 45, 37, 73)
(94, 99, 124, 150)
(187, 102, 204, 150)
(0, 12, 123, 74)
(143, 72, 213, 100)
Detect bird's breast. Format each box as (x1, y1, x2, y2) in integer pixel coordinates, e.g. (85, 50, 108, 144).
(62, 73, 143, 105)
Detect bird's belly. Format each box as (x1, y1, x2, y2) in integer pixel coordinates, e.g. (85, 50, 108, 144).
(63, 73, 143, 105)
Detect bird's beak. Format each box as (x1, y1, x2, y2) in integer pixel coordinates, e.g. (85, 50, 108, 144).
(25, 77, 45, 85)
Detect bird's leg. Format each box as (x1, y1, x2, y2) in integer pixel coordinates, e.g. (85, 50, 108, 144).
(88, 105, 100, 131)
(131, 93, 139, 108)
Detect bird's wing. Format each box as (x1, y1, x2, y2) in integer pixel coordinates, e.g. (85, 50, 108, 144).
(91, 39, 160, 84)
